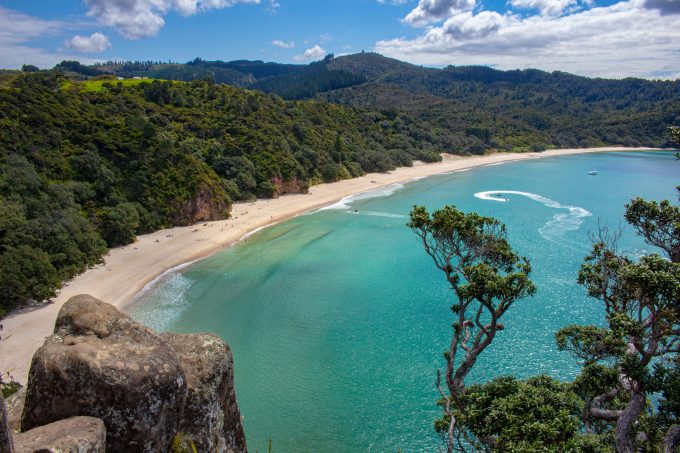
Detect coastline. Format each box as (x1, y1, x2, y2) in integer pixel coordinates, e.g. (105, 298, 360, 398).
(0, 146, 662, 384)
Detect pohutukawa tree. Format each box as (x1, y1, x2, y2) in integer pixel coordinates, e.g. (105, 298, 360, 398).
(408, 205, 535, 452)
(569, 199, 680, 453)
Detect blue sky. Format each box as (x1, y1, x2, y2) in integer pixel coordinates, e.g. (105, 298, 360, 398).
(1, 0, 679, 78)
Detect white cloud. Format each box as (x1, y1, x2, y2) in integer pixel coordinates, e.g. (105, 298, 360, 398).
(375, 0, 680, 78)
(84, 0, 261, 39)
(294, 44, 327, 61)
(442, 11, 504, 39)
(319, 33, 332, 43)
(404, 0, 476, 26)
(272, 39, 295, 48)
(510, 0, 579, 15)
(67, 32, 111, 53)
(0, 6, 98, 69)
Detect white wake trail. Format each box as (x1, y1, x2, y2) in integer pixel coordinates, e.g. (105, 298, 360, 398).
(474, 190, 592, 242)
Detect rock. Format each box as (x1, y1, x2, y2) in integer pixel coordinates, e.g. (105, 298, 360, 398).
(21, 295, 187, 452)
(4, 388, 25, 433)
(161, 333, 247, 453)
(0, 394, 14, 453)
(13, 416, 105, 453)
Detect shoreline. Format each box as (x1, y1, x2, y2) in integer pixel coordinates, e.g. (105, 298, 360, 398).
(0, 146, 663, 384)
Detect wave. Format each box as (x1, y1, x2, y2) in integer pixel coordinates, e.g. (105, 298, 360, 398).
(128, 271, 193, 331)
(474, 190, 592, 243)
(484, 162, 508, 167)
(320, 183, 405, 211)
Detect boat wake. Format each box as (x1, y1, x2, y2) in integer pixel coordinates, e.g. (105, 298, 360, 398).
(345, 210, 407, 219)
(474, 190, 592, 244)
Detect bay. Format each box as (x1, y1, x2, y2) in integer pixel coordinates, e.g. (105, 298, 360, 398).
(127, 151, 677, 452)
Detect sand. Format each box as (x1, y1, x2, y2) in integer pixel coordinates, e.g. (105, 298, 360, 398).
(0, 147, 660, 384)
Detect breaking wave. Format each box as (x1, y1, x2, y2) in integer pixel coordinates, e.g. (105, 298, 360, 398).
(320, 183, 405, 211)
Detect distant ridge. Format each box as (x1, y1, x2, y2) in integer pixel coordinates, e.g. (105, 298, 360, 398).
(48, 52, 680, 151)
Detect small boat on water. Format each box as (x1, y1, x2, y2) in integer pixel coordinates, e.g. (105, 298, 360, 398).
(588, 171, 598, 175)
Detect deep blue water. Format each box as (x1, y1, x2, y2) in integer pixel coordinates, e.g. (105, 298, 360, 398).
(128, 151, 677, 452)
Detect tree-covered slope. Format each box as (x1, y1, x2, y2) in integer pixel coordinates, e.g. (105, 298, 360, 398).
(324, 53, 680, 150)
(0, 72, 443, 315)
(62, 52, 680, 152)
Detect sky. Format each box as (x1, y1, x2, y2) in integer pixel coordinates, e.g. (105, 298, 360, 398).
(0, 0, 679, 79)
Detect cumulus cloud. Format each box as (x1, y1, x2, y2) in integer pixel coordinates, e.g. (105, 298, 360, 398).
(375, 0, 680, 78)
(644, 0, 680, 14)
(404, 0, 476, 26)
(442, 11, 504, 39)
(67, 32, 111, 52)
(294, 44, 326, 61)
(272, 39, 295, 48)
(84, 0, 261, 39)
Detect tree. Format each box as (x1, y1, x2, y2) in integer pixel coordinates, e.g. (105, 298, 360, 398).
(408, 205, 535, 452)
(99, 203, 141, 247)
(413, 192, 679, 452)
(21, 64, 39, 73)
(565, 198, 680, 452)
(0, 245, 60, 316)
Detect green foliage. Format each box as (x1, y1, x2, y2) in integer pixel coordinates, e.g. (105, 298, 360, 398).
(670, 126, 680, 145)
(71, 53, 680, 154)
(21, 64, 39, 73)
(624, 197, 680, 262)
(415, 190, 679, 451)
(409, 205, 536, 452)
(99, 203, 141, 247)
(447, 375, 591, 452)
(0, 71, 446, 313)
(0, 245, 60, 315)
(556, 325, 625, 365)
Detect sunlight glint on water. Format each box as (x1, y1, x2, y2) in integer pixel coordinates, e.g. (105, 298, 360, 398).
(127, 151, 677, 452)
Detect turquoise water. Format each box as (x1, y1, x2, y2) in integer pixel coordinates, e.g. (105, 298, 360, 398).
(128, 151, 677, 452)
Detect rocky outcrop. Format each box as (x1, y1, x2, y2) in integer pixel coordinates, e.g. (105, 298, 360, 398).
(4, 388, 24, 433)
(161, 333, 247, 453)
(271, 176, 309, 197)
(13, 416, 105, 453)
(19, 294, 247, 453)
(21, 295, 187, 452)
(174, 184, 230, 225)
(1, 394, 14, 453)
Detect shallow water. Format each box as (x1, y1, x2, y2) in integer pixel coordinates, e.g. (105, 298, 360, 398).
(128, 151, 677, 452)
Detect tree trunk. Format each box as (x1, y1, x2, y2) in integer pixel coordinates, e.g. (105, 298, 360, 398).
(615, 390, 645, 453)
(663, 425, 680, 453)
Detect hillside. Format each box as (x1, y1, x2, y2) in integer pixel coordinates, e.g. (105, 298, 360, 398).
(59, 53, 680, 152)
(0, 72, 443, 315)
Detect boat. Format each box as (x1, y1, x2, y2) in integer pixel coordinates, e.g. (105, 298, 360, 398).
(588, 171, 598, 175)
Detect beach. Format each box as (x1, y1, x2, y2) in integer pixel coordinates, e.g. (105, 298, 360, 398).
(0, 147, 660, 384)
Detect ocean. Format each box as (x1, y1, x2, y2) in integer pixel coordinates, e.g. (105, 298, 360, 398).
(127, 151, 677, 452)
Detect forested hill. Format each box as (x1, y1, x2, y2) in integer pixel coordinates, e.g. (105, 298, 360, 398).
(0, 72, 442, 315)
(56, 53, 680, 152)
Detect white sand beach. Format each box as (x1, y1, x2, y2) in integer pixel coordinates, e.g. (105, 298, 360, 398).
(0, 147, 661, 384)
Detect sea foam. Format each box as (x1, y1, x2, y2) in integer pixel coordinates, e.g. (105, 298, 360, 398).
(474, 190, 592, 242)
(128, 271, 193, 331)
(320, 183, 405, 211)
